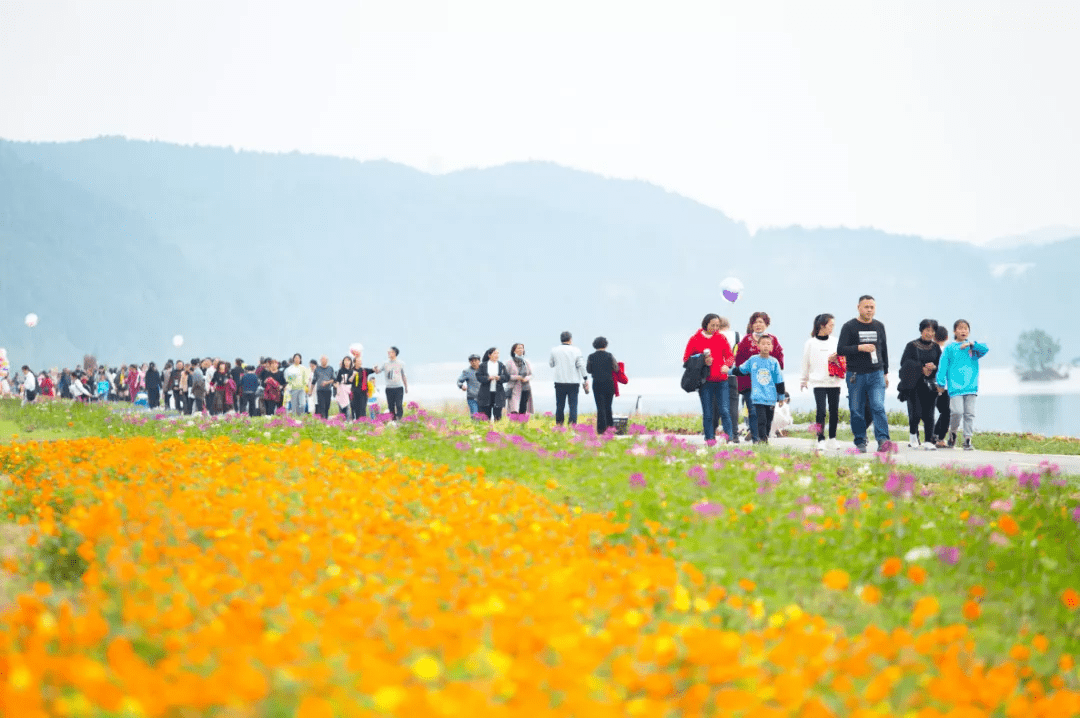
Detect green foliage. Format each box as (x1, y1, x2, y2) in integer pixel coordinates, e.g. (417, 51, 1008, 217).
(1015, 328, 1062, 375)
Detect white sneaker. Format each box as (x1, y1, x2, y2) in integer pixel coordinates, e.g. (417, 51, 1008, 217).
(908, 433, 921, 449)
(827, 438, 838, 451)
(816, 440, 827, 452)
(925, 441, 937, 451)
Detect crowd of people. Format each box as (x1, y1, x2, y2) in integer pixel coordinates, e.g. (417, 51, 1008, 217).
(2, 299, 989, 450)
(682, 295, 989, 451)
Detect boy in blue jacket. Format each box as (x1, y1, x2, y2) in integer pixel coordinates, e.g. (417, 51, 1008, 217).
(935, 319, 988, 450)
(733, 335, 786, 444)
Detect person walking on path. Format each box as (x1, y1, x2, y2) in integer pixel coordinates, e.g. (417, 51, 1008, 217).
(898, 319, 942, 450)
(586, 337, 619, 435)
(936, 319, 989, 450)
(284, 354, 310, 417)
(731, 336, 786, 444)
(931, 325, 952, 447)
(457, 354, 482, 416)
(312, 355, 336, 419)
(376, 347, 408, 420)
(683, 313, 736, 443)
(836, 295, 892, 453)
(476, 347, 510, 421)
(717, 317, 741, 443)
(799, 313, 844, 450)
(506, 343, 535, 416)
(734, 312, 784, 443)
(144, 362, 162, 410)
(549, 331, 588, 425)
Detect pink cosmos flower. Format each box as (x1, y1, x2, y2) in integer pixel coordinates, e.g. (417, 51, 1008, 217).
(692, 501, 725, 517)
(989, 499, 1013, 512)
(936, 546, 960, 565)
(629, 473, 647, 489)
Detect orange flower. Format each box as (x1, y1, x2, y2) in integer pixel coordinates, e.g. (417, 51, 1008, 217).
(823, 569, 850, 591)
(1032, 635, 1049, 653)
(998, 514, 1020, 536)
(880, 557, 902, 578)
(1062, 589, 1080, 611)
(911, 596, 940, 628)
(859, 585, 882, 605)
(968, 585, 986, 599)
(906, 565, 927, 585)
(738, 578, 756, 593)
(962, 600, 981, 621)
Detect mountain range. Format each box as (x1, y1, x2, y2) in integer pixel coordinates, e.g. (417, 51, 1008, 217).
(2, 137, 1077, 378)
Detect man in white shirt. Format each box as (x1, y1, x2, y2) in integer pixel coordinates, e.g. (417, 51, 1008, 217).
(549, 331, 588, 425)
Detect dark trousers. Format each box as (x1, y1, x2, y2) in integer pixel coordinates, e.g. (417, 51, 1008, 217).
(518, 390, 531, 414)
(813, 387, 840, 439)
(192, 396, 204, 414)
(934, 390, 951, 440)
(147, 388, 160, 409)
(263, 399, 280, 416)
(316, 389, 332, 418)
(755, 404, 775, 442)
(351, 390, 367, 420)
(481, 403, 503, 420)
(593, 383, 615, 435)
(554, 382, 580, 425)
(386, 387, 405, 419)
(907, 382, 936, 443)
(183, 395, 194, 415)
(242, 392, 259, 417)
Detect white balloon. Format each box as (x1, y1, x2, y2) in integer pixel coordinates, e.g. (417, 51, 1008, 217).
(349, 342, 364, 357)
(172, 335, 184, 348)
(24, 313, 38, 328)
(719, 277, 744, 303)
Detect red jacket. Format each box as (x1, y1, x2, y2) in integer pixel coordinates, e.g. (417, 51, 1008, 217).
(734, 333, 784, 393)
(613, 361, 629, 397)
(683, 331, 734, 382)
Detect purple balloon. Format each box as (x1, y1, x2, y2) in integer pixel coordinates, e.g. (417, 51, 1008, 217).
(722, 289, 739, 303)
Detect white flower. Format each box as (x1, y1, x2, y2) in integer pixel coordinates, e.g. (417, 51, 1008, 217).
(773, 466, 785, 474)
(920, 521, 935, 529)
(696, 448, 707, 457)
(857, 464, 871, 475)
(796, 475, 813, 487)
(263, 431, 271, 438)
(904, 546, 934, 562)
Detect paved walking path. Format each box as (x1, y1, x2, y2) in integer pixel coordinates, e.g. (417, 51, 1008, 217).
(669, 432, 1080, 476)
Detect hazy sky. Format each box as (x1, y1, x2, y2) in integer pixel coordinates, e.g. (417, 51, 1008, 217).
(2, 0, 1078, 243)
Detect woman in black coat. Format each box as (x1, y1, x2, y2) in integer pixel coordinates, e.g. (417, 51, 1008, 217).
(897, 319, 942, 449)
(475, 347, 511, 420)
(586, 336, 618, 435)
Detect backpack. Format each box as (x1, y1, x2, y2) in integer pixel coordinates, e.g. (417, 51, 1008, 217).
(170, 371, 182, 392)
(680, 353, 709, 393)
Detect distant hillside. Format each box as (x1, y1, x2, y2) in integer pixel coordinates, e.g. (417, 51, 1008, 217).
(2, 137, 1077, 376)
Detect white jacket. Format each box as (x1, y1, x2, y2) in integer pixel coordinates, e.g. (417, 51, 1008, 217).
(549, 344, 587, 383)
(800, 336, 844, 389)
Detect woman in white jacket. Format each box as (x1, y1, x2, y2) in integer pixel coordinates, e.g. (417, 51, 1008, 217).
(800, 313, 845, 450)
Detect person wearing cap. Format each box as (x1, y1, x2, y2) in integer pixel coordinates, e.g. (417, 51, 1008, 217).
(457, 354, 482, 416)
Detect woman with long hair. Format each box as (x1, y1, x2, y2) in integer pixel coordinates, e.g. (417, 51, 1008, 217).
(505, 343, 534, 416)
(799, 313, 844, 450)
(475, 347, 510, 420)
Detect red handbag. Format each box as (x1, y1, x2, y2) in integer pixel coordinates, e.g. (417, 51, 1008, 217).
(827, 355, 847, 378)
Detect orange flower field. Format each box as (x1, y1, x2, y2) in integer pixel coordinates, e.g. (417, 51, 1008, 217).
(2, 436, 1080, 717)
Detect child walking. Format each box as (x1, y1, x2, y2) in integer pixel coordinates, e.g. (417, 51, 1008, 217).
(799, 313, 844, 450)
(733, 335, 787, 444)
(935, 319, 988, 450)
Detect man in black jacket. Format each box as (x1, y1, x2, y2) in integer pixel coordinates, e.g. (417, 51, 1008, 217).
(836, 295, 892, 453)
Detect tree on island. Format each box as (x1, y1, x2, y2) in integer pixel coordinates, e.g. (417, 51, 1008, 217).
(1014, 329, 1066, 380)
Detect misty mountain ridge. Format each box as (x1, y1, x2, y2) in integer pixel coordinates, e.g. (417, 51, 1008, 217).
(1, 136, 1077, 379)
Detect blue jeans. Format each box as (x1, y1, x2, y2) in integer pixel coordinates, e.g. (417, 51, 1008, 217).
(848, 370, 890, 446)
(467, 398, 479, 416)
(554, 383, 580, 424)
(699, 381, 733, 441)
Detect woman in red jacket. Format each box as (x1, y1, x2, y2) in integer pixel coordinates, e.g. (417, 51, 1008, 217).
(734, 311, 784, 442)
(683, 313, 735, 442)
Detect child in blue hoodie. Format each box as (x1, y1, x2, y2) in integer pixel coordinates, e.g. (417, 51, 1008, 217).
(733, 335, 786, 444)
(935, 319, 988, 450)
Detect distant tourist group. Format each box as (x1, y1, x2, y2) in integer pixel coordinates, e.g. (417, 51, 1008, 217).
(682, 294, 989, 451)
(1, 333, 630, 436)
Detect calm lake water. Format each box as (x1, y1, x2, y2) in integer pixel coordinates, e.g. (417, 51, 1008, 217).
(409, 366, 1080, 438)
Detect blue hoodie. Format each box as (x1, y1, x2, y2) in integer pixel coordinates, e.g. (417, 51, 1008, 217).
(936, 340, 989, 397)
